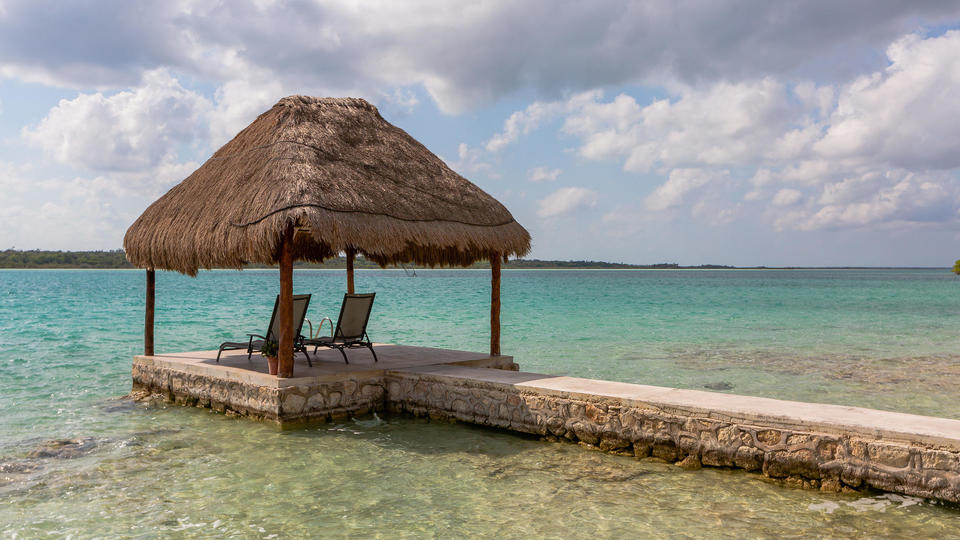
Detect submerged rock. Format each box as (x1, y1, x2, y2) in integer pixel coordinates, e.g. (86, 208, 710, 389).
(0, 460, 40, 474)
(26, 437, 97, 459)
(703, 381, 734, 391)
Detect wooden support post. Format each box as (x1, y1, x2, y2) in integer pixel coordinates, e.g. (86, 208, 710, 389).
(277, 225, 295, 378)
(145, 268, 155, 356)
(346, 248, 355, 294)
(490, 253, 501, 356)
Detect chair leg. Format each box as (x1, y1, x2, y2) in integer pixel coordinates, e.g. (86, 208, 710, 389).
(367, 343, 378, 363)
(337, 347, 349, 364)
(304, 349, 313, 368)
(216, 347, 223, 363)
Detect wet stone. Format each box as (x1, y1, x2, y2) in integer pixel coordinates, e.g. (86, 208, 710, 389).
(820, 476, 842, 492)
(652, 444, 680, 462)
(786, 433, 814, 446)
(701, 447, 734, 468)
(598, 437, 630, 452)
(816, 440, 839, 461)
(756, 430, 781, 446)
(734, 447, 764, 472)
(717, 426, 740, 445)
(867, 443, 913, 469)
(922, 450, 959, 471)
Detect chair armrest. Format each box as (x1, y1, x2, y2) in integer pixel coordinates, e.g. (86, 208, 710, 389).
(247, 334, 266, 349)
(306, 318, 335, 339)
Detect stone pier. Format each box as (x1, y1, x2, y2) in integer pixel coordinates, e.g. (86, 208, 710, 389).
(131, 344, 517, 423)
(386, 365, 960, 504)
(132, 348, 960, 503)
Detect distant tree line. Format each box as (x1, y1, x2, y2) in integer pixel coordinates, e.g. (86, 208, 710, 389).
(500, 260, 734, 269)
(0, 249, 739, 270)
(0, 249, 134, 268)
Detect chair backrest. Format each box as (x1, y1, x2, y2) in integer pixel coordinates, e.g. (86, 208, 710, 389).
(265, 294, 312, 342)
(333, 293, 376, 341)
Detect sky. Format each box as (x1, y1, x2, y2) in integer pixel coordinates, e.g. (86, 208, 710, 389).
(2, 1, 960, 266)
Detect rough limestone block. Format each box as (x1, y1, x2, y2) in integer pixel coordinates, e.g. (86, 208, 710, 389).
(867, 442, 913, 469)
(282, 393, 306, 414)
(922, 450, 959, 470)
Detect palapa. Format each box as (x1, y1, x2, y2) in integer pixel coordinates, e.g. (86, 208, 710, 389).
(125, 95, 528, 375)
(124, 96, 530, 275)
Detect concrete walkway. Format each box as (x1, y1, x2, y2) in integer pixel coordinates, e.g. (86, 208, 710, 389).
(137, 344, 517, 387)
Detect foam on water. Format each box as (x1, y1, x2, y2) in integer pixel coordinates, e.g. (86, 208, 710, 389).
(1, 268, 959, 535)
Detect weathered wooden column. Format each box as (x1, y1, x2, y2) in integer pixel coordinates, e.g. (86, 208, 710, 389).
(277, 225, 295, 378)
(145, 268, 155, 356)
(490, 253, 501, 356)
(346, 248, 356, 294)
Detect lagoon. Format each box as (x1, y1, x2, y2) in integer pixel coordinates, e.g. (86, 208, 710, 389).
(2, 269, 959, 536)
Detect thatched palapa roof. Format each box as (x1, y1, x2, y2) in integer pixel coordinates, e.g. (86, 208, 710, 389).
(124, 96, 530, 275)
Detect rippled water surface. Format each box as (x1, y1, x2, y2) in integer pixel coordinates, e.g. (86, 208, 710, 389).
(1, 268, 959, 536)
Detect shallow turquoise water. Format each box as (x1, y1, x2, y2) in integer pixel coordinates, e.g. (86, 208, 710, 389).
(1, 269, 959, 536)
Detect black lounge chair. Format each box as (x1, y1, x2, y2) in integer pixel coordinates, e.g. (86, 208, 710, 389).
(303, 293, 377, 364)
(216, 294, 312, 362)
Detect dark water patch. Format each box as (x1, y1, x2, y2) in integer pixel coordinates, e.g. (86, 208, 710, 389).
(100, 395, 159, 414)
(704, 381, 734, 391)
(26, 437, 99, 459)
(8, 427, 183, 463)
(0, 460, 40, 474)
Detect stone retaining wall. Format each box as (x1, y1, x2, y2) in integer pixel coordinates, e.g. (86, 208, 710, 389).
(131, 362, 386, 423)
(385, 369, 960, 503)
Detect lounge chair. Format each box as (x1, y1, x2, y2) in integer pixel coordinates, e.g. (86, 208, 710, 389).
(303, 293, 377, 364)
(216, 294, 312, 362)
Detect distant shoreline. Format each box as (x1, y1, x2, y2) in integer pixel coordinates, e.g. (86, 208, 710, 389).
(0, 249, 948, 270)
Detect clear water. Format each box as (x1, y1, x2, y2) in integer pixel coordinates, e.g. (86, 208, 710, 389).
(2, 269, 959, 536)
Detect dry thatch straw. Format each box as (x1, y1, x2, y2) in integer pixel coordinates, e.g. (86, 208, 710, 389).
(124, 96, 530, 275)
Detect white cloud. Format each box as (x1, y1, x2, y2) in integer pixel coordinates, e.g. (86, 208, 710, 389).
(771, 188, 803, 207)
(792, 171, 958, 231)
(508, 31, 960, 233)
(814, 30, 960, 170)
(537, 187, 597, 218)
(447, 143, 498, 179)
(209, 76, 284, 148)
(0, 159, 198, 250)
(527, 166, 561, 182)
(486, 102, 560, 152)
(563, 79, 795, 173)
(382, 87, 420, 112)
(22, 69, 211, 171)
(645, 169, 719, 211)
(485, 91, 600, 152)
(793, 81, 835, 119)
